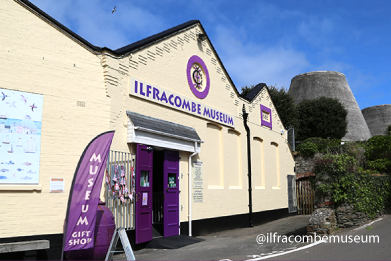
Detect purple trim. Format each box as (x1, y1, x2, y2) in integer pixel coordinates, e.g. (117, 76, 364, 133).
(186, 55, 210, 99)
(260, 105, 272, 129)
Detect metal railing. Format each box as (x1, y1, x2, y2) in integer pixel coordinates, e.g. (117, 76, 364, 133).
(105, 151, 135, 230)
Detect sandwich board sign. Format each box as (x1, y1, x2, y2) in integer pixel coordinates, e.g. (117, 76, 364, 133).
(105, 227, 135, 261)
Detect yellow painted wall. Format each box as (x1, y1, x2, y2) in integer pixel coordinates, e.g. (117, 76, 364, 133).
(0, 0, 110, 238)
(103, 23, 295, 223)
(0, 0, 295, 240)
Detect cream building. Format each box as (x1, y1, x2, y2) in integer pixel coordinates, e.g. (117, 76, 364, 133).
(0, 0, 295, 258)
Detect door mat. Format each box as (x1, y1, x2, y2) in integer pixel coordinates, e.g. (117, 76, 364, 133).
(146, 235, 204, 249)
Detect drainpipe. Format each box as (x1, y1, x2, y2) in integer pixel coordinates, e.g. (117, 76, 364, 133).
(242, 105, 254, 227)
(188, 142, 198, 236)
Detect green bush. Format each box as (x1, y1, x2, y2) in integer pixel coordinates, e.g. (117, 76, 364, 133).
(365, 135, 391, 173)
(298, 142, 318, 156)
(314, 153, 391, 218)
(303, 137, 342, 153)
(367, 159, 391, 173)
(386, 125, 391, 136)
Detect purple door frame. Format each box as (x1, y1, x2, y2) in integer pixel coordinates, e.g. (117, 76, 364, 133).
(163, 150, 180, 237)
(135, 144, 153, 244)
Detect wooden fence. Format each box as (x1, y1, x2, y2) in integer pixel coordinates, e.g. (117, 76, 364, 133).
(296, 178, 315, 215)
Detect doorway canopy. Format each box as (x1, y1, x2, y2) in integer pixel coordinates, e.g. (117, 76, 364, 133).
(126, 111, 202, 153)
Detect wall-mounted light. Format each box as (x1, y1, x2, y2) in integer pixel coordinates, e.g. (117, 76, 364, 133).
(197, 33, 207, 42)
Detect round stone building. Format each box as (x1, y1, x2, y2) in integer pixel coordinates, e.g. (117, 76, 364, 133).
(362, 105, 391, 136)
(288, 71, 372, 141)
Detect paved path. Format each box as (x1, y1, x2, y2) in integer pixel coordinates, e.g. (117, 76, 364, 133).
(262, 215, 390, 260)
(114, 214, 391, 260)
(114, 215, 310, 260)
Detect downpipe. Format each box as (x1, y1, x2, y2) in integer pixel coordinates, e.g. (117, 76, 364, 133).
(242, 105, 254, 227)
(188, 142, 198, 236)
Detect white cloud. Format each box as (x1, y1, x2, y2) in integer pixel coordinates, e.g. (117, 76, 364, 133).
(212, 25, 309, 89)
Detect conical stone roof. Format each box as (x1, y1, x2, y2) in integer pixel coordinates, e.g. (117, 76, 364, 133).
(288, 71, 371, 141)
(362, 104, 391, 136)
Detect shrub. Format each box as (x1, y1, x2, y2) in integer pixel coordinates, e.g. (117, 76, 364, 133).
(386, 125, 391, 136)
(313, 153, 391, 218)
(298, 142, 318, 156)
(303, 137, 342, 153)
(365, 135, 391, 173)
(367, 159, 391, 173)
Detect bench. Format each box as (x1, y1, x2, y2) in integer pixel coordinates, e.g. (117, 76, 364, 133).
(0, 240, 50, 253)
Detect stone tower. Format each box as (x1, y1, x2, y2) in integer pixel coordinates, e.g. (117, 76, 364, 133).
(288, 71, 371, 141)
(362, 105, 391, 136)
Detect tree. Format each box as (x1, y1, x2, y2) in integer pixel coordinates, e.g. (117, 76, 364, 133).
(268, 85, 298, 130)
(296, 97, 347, 141)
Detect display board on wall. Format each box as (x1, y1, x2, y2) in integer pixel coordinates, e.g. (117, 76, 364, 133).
(192, 161, 203, 203)
(0, 88, 43, 184)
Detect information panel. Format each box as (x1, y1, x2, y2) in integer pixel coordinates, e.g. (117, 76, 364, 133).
(192, 161, 203, 203)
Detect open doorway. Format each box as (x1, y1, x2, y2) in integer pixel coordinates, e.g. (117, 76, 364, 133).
(152, 150, 164, 236)
(151, 149, 180, 238)
(135, 145, 181, 244)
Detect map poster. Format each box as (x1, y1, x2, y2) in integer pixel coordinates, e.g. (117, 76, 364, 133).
(0, 88, 43, 184)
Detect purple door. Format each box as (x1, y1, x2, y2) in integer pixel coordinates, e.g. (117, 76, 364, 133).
(163, 150, 180, 237)
(135, 144, 153, 244)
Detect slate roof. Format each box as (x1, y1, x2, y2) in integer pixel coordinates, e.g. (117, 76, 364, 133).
(114, 20, 199, 55)
(245, 83, 267, 100)
(18, 0, 267, 102)
(127, 111, 202, 142)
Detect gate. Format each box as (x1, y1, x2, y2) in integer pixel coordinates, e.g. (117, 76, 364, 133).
(105, 151, 135, 230)
(296, 173, 315, 215)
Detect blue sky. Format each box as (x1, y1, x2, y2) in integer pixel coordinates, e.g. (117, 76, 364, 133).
(30, 0, 391, 109)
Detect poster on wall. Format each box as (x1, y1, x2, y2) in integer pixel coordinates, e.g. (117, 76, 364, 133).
(192, 161, 203, 189)
(192, 161, 203, 203)
(0, 88, 43, 184)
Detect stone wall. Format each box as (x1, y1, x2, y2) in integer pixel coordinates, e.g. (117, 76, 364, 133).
(336, 203, 389, 228)
(294, 153, 323, 175)
(307, 208, 337, 236)
(296, 152, 386, 231)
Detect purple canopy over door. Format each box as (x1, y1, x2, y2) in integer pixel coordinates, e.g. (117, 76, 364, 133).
(163, 150, 180, 237)
(135, 144, 153, 244)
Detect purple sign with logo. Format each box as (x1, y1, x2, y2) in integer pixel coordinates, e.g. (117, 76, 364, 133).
(260, 105, 272, 129)
(130, 77, 235, 128)
(187, 55, 210, 99)
(63, 131, 114, 251)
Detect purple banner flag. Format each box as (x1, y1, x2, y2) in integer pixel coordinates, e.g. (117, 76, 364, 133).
(63, 131, 114, 252)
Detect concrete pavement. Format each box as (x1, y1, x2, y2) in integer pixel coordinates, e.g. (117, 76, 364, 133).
(113, 214, 311, 260)
(263, 215, 390, 260)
